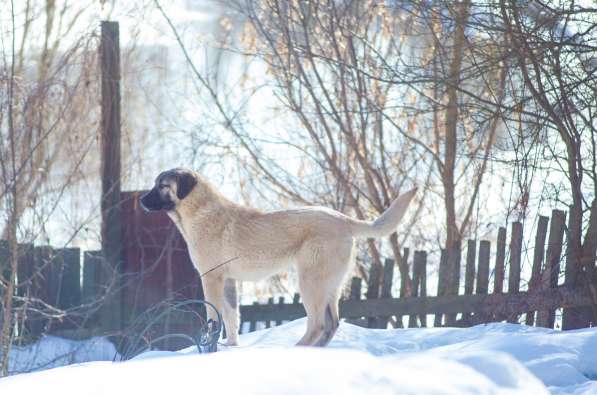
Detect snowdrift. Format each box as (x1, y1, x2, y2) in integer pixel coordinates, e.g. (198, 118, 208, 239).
(1, 319, 596, 394)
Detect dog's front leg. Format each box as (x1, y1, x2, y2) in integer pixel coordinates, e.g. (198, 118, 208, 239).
(202, 275, 239, 346)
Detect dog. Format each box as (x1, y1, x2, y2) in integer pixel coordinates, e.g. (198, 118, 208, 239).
(140, 168, 416, 347)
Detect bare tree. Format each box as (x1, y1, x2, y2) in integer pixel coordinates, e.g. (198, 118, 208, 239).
(0, 0, 103, 375)
(500, 0, 597, 327)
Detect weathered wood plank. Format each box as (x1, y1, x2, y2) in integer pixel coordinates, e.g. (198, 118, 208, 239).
(494, 227, 507, 294)
(399, 249, 410, 297)
(366, 263, 382, 328)
(537, 210, 566, 328)
(249, 301, 258, 332)
(55, 248, 82, 310)
(476, 241, 490, 294)
(507, 222, 523, 323)
(239, 286, 592, 323)
(381, 259, 395, 298)
(464, 240, 476, 295)
(417, 252, 427, 327)
(100, 20, 123, 333)
(434, 249, 448, 327)
(409, 251, 427, 328)
(526, 216, 549, 326)
(82, 251, 102, 305)
(461, 240, 476, 325)
(446, 241, 462, 326)
(366, 263, 381, 299)
(350, 277, 362, 300)
(474, 240, 491, 323)
(379, 259, 395, 328)
(265, 297, 275, 328)
(275, 297, 285, 326)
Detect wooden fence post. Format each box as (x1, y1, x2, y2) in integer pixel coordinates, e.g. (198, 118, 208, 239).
(82, 251, 102, 304)
(275, 297, 285, 326)
(491, 226, 507, 322)
(494, 227, 507, 295)
(462, 240, 476, 324)
(409, 251, 427, 328)
(16, 244, 39, 338)
(507, 222, 523, 323)
(100, 20, 123, 333)
(379, 259, 395, 328)
(350, 277, 362, 300)
(434, 249, 448, 327)
(446, 241, 461, 326)
(527, 216, 549, 326)
(399, 248, 410, 298)
(265, 297, 275, 328)
(474, 240, 491, 323)
(464, 240, 477, 295)
(537, 210, 566, 328)
(366, 263, 382, 328)
(562, 209, 593, 330)
(249, 301, 258, 332)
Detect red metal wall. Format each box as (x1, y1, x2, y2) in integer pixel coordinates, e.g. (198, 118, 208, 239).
(121, 191, 203, 319)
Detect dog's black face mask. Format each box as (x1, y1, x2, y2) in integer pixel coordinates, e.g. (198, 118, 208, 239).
(140, 168, 197, 212)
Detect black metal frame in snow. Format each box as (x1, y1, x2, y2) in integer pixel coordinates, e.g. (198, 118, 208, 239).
(116, 299, 223, 361)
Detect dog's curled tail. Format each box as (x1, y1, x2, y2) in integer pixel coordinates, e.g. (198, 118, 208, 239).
(350, 188, 417, 239)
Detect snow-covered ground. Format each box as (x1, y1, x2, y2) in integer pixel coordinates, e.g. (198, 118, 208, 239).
(1, 319, 596, 394)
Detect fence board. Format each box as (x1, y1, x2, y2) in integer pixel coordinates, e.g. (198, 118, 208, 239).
(350, 277, 362, 300)
(537, 210, 566, 328)
(446, 241, 462, 326)
(474, 240, 491, 323)
(16, 244, 34, 298)
(239, 286, 591, 323)
(265, 297, 275, 328)
(83, 251, 102, 304)
(379, 259, 395, 328)
(464, 240, 476, 295)
(367, 263, 382, 328)
(507, 222, 523, 323)
(57, 248, 82, 310)
(409, 251, 427, 328)
(494, 227, 507, 294)
(275, 297, 285, 326)
(526, 216, 549, 326)
(16, 244, 42, 338)
(249, 301, 258, 332)
(381, 259, 395, 298)
(434, 249, 448, 327)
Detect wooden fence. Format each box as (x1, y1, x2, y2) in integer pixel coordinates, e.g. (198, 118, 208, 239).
(1, 209, 594, 343)
(239, 210, 595, 332)
(0, 240, 104, 338)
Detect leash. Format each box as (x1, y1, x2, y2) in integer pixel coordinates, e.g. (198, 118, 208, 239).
(199, 256, 239, 279)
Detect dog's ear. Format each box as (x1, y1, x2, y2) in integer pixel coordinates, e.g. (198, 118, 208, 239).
(176, 172, 197, 200)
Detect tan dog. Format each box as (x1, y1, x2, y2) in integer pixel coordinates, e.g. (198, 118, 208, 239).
(140, 168, 416, 347)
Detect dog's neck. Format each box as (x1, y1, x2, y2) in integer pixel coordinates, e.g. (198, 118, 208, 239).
(168, 177, 241, 236)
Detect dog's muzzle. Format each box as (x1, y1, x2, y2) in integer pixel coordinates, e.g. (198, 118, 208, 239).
(140, 189, 164, 212)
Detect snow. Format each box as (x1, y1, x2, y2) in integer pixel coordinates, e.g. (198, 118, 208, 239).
(4, 335, 118, 374)
(1, 319, 596, 394)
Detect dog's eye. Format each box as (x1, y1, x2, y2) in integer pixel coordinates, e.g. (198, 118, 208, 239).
(159, 184, 169, 189)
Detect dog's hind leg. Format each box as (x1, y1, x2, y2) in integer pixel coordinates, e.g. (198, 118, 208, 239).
(313, 300, 340, 347)
(295, 238, 353, 347)
(295, 277, 327, 346)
